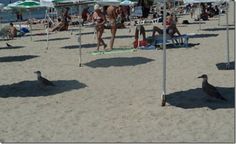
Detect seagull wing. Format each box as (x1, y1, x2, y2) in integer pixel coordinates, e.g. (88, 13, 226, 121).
(205, 83, 226, 101)
(41, 77, 55, 86)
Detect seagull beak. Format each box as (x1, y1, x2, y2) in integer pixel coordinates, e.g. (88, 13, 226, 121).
(198, 75, 203, 78)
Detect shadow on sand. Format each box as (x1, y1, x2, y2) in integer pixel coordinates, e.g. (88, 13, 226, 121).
(0, 46, 25, 50)
(0, 55, 38, 62)
(202, 27, 235, 31)
(0, 80, 87, 98)
(189, 33, 219, 38)
(216, 61, 235, 70)
(34, 37, 70, 42)
(84, 57, 154, 68)
(167, 87, 234, 109)
(75, 32, 95, 36)
(166, 43, 200, 49)
(62, 43, 97, 49)
(103, 35, 134, 39)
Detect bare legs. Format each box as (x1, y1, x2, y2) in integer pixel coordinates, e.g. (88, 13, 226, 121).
(108, 24, 117, 50)
(96, 27, 106, 51)
(152, 26, 163, 39)
(135, 25, 146, 41)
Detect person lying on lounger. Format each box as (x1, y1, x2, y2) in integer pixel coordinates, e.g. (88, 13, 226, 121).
(51, 8, 71, 32)
(152, 14, 181, 39)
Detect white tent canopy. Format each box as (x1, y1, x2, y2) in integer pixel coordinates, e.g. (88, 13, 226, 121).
(40, 0, 54, 7)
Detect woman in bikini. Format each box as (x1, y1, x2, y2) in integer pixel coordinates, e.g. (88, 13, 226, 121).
(92, 4, 106, 51)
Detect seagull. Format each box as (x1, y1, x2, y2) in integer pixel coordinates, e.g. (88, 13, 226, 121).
(34, 71, 55, 87)
(198, 74, 227, 101)
(6, 43, 12, 47)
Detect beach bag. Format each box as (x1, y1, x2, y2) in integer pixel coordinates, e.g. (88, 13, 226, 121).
(133, 39, 148, 48)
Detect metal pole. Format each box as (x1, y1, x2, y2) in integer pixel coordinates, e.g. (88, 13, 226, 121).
(30, 10, 32, 41)
(78, 5, 82, 67)
(233, 1, 235, 25)
(226, 2, 230, 69)
(198, 3, 201, 30)
(78, 22, 82, 67)
(46, 9, 49, 49)
(218, 11, 220, 26)
(162, 0, 167, 107)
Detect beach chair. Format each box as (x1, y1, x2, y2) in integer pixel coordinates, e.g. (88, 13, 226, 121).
(153, 34, 189, 48)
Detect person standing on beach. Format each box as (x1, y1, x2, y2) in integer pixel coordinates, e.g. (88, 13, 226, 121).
(92, 4, 107, 51)
(106, 5, 117, 51)
(62, 7, 71, 31)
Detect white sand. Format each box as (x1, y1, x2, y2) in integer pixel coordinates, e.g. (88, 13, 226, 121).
(0, 2, 234, 143)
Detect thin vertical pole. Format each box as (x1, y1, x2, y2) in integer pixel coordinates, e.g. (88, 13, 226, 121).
(162, 0, 167, 107)
(226, 2, 230, 69)
(30, 10, 32, 41)
(198, 3, 201, 30)
(46, 9, 49, 49)
(78, 5, 82, 67)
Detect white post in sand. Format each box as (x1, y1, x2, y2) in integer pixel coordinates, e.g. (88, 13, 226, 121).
(226, 2, 230, 69)
(78, 5, 82, 67)
(162, 0, 167, 107)
(46, 9, 49, 49)
(29, 10, 32, 41)
(233, 1, 235, 25)
(78, 21, 82, 67)
(198, 3, 201, 30)
(218, 5, 221, 26)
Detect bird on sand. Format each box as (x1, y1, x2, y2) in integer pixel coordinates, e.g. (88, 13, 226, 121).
(198, 74, 226, 101)
(34, 71, 55, 87)
(6, 43, 12, 47)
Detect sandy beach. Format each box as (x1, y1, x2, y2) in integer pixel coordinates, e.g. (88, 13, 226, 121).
(0, 2, 234, 143)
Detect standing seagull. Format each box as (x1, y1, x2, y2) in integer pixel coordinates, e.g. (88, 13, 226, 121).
(34, 71, 55, 87)
(198, 74, 226, 101)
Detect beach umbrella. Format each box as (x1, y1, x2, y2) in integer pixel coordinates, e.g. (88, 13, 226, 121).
(120, 0, 138, 5)
(8, 0, 45, 41)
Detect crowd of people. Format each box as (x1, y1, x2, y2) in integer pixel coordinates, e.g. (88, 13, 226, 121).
(0, 1, 227, 50)
(185, 3, 221, 21)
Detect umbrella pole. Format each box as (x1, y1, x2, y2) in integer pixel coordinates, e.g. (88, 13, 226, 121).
(78, 6, 82, 67)
(218, 5, 221, 26)
(30, 10, 32, 41)
(46, 9, 49, 49)
(226, 2, 230, 69)
(0, 15, 2, 30)
(162, 0, 167, 107)
(78, 22, 82, 67)
(198, 3, 201, 31)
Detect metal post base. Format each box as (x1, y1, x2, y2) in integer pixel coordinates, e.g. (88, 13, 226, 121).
(161, 94, 166, 106)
